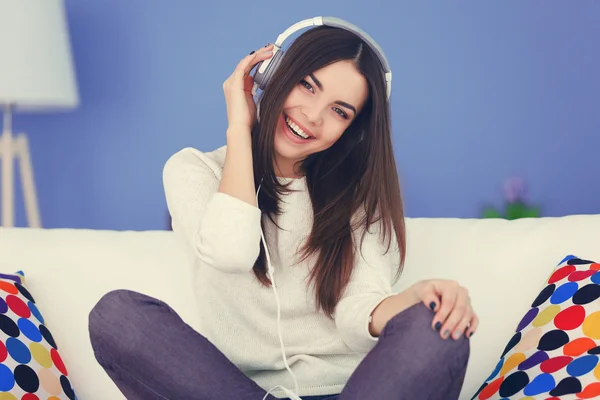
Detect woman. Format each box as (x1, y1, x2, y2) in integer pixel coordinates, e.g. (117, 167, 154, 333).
(89, 23, 477, 400)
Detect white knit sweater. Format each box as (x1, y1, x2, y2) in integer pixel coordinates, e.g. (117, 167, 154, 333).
(163, 145, 400, 398)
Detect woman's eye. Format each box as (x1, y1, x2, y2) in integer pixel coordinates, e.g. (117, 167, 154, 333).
(299, 80, 348, 119)
(333, 108, 348, 119)
(300, 80, 314, 92)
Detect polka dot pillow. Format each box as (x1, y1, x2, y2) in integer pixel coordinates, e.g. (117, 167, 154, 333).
(473, 255, 600, 399)
(0, 271, 77, 399)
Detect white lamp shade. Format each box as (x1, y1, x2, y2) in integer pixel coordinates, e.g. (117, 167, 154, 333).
(0, 0, 79, 111)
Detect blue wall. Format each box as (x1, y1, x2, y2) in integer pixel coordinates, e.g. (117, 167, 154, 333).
(7, 1, 600, 230)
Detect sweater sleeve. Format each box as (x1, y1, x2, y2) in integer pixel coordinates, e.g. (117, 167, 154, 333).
(162, 147, 262, 273)
(333, 221, 401, 353)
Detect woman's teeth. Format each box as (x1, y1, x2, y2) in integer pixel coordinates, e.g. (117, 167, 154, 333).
(285, 116, 310, 139)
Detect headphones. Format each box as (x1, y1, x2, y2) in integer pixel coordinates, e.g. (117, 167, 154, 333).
(253, 16, 392, 99)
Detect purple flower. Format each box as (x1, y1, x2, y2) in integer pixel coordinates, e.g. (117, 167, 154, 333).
(504, 177, 527, 203)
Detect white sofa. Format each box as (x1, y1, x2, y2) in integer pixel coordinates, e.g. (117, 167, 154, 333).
(1, 214, 599, 399)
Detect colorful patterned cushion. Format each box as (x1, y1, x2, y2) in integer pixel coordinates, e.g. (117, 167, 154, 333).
(473, 255, 600, 399)
(0, 271, 77, 399)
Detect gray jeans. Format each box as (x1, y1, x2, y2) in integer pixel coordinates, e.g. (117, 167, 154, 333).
(89, 290, 469, 400)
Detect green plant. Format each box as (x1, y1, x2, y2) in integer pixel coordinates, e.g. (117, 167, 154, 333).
(481, 177, 541, 219)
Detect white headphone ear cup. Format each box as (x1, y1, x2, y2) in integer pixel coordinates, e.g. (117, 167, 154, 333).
(254, 48, 284, 123)
(253, 61, 268, 89)
(254, 49, 285, 91)
(256, 98, 261, 122)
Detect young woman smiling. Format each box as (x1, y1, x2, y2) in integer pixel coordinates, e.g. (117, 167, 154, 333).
(89, 20, 477, 400)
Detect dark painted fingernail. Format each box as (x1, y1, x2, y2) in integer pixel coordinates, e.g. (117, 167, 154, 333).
(469, 331, 474, 338)
(429, 301, 436, 311)
(434, 321, 442, 331)
(265, 43, 270, 47)
(443, 329, 450, 338)
(249, 51, 255, 55)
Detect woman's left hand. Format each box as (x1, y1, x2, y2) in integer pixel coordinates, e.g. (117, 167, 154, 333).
(411, 279, 478, 340)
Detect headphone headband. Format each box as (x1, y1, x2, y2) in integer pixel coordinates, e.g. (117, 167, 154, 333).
(254, 16, 392, 99)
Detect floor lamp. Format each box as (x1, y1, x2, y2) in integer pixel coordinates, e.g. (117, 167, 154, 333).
(0, 0, 79, 228)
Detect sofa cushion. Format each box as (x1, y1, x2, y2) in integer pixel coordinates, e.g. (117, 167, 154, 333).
(473, 255, 600, 399)
(0, 271, 77, 399)
(0, 228, 200, 400)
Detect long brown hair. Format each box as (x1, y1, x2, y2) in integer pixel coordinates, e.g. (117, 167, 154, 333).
(251, 25, 406, 317)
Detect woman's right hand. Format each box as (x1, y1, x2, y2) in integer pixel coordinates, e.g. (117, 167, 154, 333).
(223, 43, 274, 132)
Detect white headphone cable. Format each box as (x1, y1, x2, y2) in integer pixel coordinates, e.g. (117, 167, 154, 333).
(257, 183, 302, 400)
